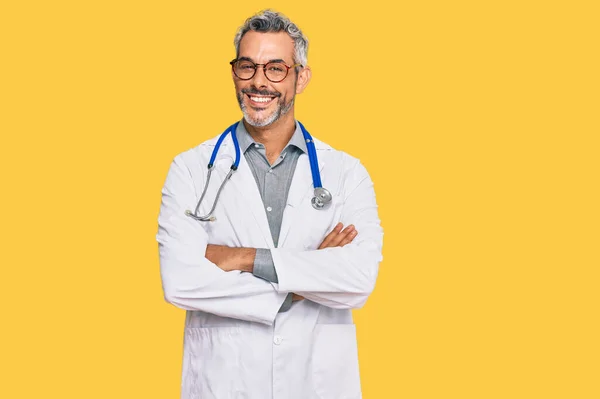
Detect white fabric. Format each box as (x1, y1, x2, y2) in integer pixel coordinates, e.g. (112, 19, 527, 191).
(157, 130, 383, 399)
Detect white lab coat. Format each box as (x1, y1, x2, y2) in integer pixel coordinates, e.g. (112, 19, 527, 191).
(157, 128, 383, 399)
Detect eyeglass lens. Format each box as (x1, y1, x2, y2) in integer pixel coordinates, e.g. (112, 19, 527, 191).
(233, 60, 289, 82)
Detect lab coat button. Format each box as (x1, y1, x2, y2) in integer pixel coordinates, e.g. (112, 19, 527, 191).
(266, 206, 272, 212)
(273, 335, 283, 345)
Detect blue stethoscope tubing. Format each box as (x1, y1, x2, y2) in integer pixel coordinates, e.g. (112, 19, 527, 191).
(298, 121, 333, 211)
(185, 121, 332, 222)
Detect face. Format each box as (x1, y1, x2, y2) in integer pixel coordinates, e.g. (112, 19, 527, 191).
(233, 31, 310, 128)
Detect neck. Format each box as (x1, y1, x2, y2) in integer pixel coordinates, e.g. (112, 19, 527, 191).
(243, 112, 296, 163)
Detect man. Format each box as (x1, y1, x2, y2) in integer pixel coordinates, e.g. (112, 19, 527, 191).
(157, 9, 383, 399)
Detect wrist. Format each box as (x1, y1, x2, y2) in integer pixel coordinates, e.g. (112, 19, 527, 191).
(238, 247, 256, 272)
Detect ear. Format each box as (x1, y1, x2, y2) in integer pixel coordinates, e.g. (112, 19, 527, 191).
(295, 66, 312, 94)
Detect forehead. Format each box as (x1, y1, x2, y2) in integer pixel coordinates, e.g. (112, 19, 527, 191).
(238, 31, 295, 63)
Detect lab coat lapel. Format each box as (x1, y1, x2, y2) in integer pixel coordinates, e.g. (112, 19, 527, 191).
(278, 151, 326, 247)
(216, 139, 275, 248)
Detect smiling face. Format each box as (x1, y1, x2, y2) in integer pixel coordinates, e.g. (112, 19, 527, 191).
(233, 31, 310, 128)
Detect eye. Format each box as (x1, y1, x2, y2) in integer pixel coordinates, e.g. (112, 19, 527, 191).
(237, 61, 255, 70)
(268, 63, 286, 72)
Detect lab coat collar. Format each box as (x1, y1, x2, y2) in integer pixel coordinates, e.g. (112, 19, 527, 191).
(278, 135, 329, 247)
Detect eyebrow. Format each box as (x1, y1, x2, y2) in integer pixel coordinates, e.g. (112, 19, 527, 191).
(238, 56, 289, 64)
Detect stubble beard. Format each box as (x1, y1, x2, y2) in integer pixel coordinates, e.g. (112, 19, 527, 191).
(237, 92, 295, 128)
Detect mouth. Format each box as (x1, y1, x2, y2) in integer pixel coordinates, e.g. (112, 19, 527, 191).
(245, 93, 277, 108)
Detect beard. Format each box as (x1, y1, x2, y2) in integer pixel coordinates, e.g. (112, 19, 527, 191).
(237, 88, 295, 128)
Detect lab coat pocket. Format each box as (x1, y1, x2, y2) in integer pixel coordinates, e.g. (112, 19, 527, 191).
(182, 327, 261, 399)
(311, 324, 362, 399)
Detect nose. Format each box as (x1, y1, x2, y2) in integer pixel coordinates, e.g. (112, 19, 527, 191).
(251, 65, 269, 88)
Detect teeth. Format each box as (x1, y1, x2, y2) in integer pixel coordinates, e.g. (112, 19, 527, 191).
(250, 96, 273, 103)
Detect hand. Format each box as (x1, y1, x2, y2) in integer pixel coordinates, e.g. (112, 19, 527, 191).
(318, 222, 358, 249)
(293, 223, 359, 302)
(205, 245, 256, 272)
(292, 293, 304, 302)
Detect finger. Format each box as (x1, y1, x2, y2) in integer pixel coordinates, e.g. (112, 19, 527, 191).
(329, 225, 355, 247)
(321, 223, 342, 245)
(327, 225, 353, 247)
(318, 222, 343, 249)
(335, 225, 355, 246)
(338, 229, 358, 247)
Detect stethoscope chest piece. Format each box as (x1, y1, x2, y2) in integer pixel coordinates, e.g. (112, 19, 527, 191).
(311, 187, 332, 210)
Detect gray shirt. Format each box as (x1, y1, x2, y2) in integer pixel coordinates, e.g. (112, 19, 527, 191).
(235, 120, 308, 312)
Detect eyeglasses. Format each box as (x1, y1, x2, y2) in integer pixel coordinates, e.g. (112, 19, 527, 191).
(230, 59, 303, 83)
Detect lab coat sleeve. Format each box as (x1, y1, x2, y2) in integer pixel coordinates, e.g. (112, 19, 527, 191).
(270, 160, 383, 309)
(157, 155, 288, 325)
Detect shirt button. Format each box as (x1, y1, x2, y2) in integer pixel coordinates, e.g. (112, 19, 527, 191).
(268, 169, 273, 173)
(273, 335, 283, 345)
(266, 206, 272, 212)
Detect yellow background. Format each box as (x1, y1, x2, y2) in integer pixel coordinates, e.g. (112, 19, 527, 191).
(1, 1, 598, 398)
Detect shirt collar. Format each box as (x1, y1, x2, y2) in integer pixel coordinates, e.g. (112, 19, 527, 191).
(235, 119, 308, 154)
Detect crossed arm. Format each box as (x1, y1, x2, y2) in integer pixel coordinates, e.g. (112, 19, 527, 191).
(158, 155, 382, 325)
(205, 222, 358, 302)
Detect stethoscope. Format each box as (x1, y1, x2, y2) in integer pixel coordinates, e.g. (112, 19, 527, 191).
(185, 121, 332, 222)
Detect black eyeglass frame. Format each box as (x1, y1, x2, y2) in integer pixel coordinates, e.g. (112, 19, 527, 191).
(229, 58, 303, 83)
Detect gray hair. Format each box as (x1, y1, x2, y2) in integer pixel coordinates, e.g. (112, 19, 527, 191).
(233, 10, 308, 67)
